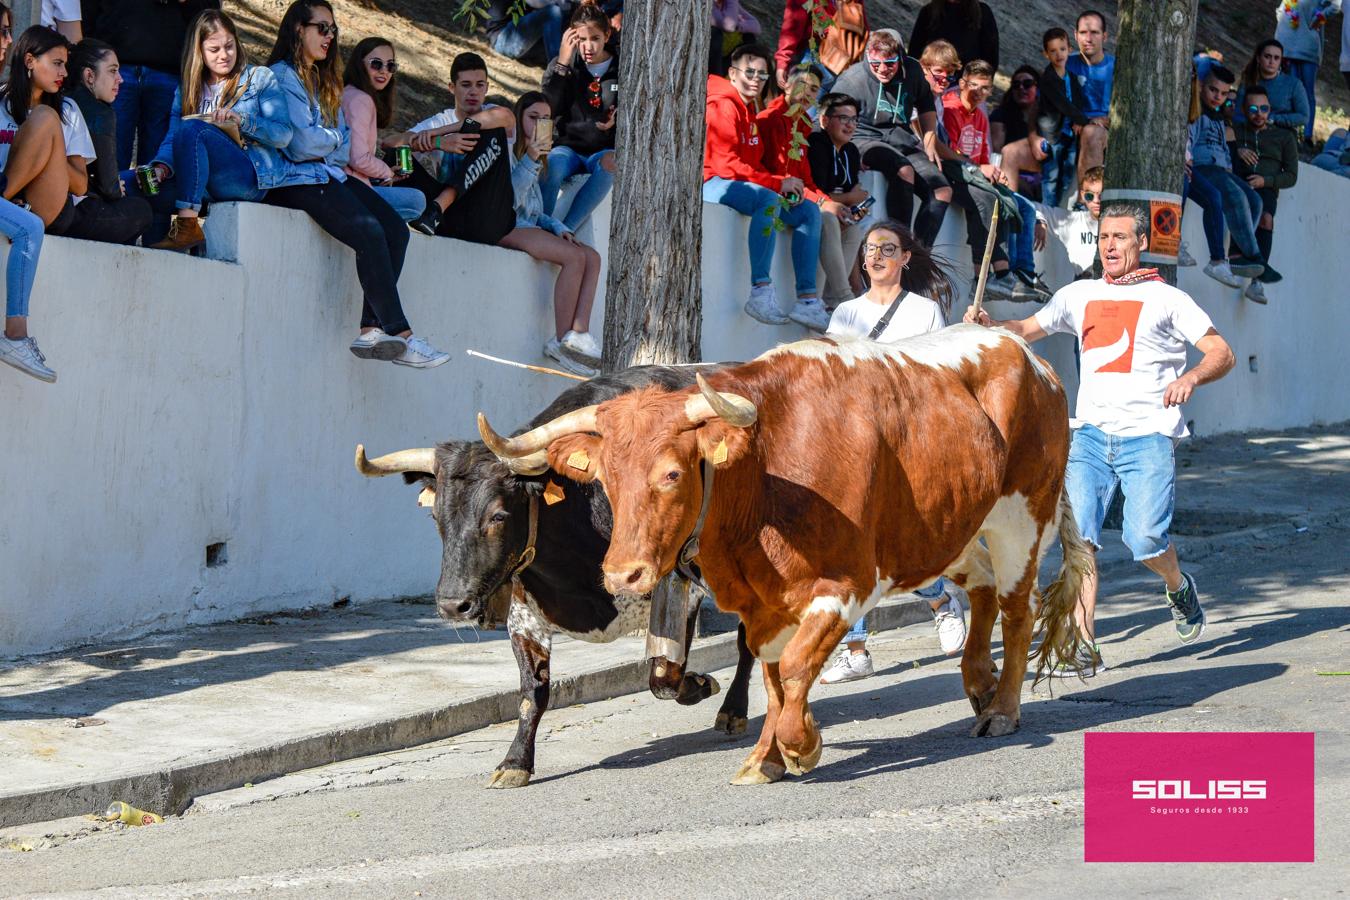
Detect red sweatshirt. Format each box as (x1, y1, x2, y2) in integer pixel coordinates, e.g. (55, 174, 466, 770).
(757, 96, 826, 202)
(703, 75, 785, 190)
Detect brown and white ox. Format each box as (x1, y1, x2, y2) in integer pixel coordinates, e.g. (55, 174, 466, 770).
(478, 326, 1092, 784)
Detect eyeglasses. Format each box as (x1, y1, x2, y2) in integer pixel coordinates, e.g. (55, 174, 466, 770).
(731, 66, 770, 81)
(1, 26, 11, 39)
(827, 114, 859, 125)
(1081, 191, 1098, 202)
(868, 56, 900, 69)
(863, 242, 900, 257)
(1247, 103, 1270, 114)
(304, 21, 339, 38)
(367, 58, 398, 73)
(1012, 78, 1037, 89)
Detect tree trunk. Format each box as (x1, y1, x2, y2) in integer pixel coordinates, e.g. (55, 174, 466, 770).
(601, 0, 713, 370)
(1102, 0, 1198, 286)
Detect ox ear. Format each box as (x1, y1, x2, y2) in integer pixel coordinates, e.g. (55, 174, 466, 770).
(546, 433, 602, 483)
(695, 420, 752, 469)
(404, 474, 437, 508)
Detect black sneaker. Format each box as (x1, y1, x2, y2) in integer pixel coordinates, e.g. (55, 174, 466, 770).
(1050, 641, 1106, 678)
(1165, 572, 1206, 645)
(411, 202, 442, 236)
(1258, 264, 1283, 284)
(1228, 254, 1265, 279)
(1012, 269, 1053, 303)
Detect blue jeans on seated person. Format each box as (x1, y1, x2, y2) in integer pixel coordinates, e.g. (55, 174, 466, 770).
(372, 184, 427, 222)
(1182, 171, 1226, 263)
(1066, 424, 1176, 562)
(491, 5, 564, 61)
(1040, 133, 1077, 208)
(1312, 129, 1350, 176)
(702, 176, 821, 296)
(1006, 194, 1038, 273)
(172, 119, 265, 212)
(112, 65, 180, 169)
(541, 146, 614, 231)
(0, 198, 44, 317)
(1191, 165, 1261, 259)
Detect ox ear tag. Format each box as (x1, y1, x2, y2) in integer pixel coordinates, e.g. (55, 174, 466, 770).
(567, 449, 590, 471)
(712, 438, 729, 466)
(417, 487, 436, 508)
(543, 480, 566, 505)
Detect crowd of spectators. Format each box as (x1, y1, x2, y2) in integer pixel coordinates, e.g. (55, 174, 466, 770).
(1, 0, 1347, 389)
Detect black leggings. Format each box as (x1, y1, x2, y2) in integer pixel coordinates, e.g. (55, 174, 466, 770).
(940, 161, 1008, 267)
(265, 177, 412, 335)
(48, 194, 152, 245)
(858, 140, 950, 246)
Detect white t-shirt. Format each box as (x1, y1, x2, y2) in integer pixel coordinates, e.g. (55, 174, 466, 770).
(826, 291, 947, 343)
(0, 96, 96, 171)
(1035, 277, 1216, 439)
(40, 0, 81, 26)
(1044, 206, 1099, 280)
(409, 103, 511, 178)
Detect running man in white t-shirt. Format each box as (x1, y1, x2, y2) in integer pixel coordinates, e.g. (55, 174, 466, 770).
(818, 221, 969, 685)
(965, 204, 1235, 675)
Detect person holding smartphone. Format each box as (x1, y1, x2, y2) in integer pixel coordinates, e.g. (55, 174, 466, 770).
(808, 91, 870, 307)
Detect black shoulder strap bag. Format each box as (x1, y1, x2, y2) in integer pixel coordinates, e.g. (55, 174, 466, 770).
(867, 291, 909, 341)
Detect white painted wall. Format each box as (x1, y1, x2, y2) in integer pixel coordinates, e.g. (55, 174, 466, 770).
(2, 165, 1346, 655)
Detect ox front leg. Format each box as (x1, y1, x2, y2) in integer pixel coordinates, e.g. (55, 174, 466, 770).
(730, 661, 787, 785)
(488, 596, 553, 789)
(714, 623, 754, 736)
(775, 594, 851, 776)
(950, 540, 1000, 718)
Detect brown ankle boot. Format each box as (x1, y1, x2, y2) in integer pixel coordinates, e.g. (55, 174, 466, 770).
(151, 216, 206, 253)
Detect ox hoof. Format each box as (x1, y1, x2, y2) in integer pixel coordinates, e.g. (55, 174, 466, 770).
(779, 733, 823, 777)
(970, 713, 1019, 738)
(967, 687, 997, 717)
(676, 673, 721, 706)
(486, 768, 532, 789)
(714, 711, 749, 736)
(730, 759, 786, 786)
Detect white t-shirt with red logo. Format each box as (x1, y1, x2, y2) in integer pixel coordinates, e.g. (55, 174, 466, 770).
(1034, 277, 1215, 439)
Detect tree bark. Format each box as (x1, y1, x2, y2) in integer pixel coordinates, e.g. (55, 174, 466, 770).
(1103, 0, 1198, 286)
(600, 0, 713, 370)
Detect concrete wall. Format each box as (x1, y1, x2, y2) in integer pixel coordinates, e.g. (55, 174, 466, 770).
(2, 164, 1347, 656)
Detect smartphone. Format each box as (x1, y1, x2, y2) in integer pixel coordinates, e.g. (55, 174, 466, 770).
(459, 118, 481, 135)
(850, 196, 876, 218)
(536, 117, 554, 145)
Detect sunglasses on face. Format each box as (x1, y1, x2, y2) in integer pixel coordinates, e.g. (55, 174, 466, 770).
(732, 66, 770, 81)
(1082, 191, 1098, 202)
(367, 58, 398, 73)
(868, 57, 901, 69)
(1012, 78, 1036, 89)
(863, 242, 900, 257)
(1247, 103, 1270, 114)
(304, 21, 339, 38)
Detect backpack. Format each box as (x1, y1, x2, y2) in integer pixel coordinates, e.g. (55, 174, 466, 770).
(818, 0, 868, 76)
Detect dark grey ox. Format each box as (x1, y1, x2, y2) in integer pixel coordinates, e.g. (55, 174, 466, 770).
(357, 367, 755, 788)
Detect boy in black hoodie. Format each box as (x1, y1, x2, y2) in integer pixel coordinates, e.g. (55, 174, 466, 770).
(1038, 26, 1090, 207)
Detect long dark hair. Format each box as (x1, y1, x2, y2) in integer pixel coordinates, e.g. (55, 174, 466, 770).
(997, 64, 1040, 125)
(1242, 38, 1283, 89)
(344, 37, 397, 128)
(568, 0, 612, 34)
(920, 0, 982, 31)
(70, 38, 116, 88)
(268, 0, 342, 125)
(858, 220, 956, 313)
(3, 26, 69, 125)
(512, 90, 549, 179)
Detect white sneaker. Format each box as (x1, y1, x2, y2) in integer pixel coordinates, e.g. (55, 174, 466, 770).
(787, 296, 831, 332)
(0, 335, 56, 383)
(559, 329, 602, 367)
(1244, 280, 1268, 305)
(819, 649, 875, 684)
(933, 593, 967, 656)
(1203, 260, 1244, 289)
(349, 328, 407, 361)
(744, 284, 789, 325)
(391, 335, 451, 369)
(544, 337, 598, 378)
(1177, 242, 1197, 267)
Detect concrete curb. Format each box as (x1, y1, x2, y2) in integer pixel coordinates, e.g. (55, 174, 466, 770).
(0, 596, 934, 829)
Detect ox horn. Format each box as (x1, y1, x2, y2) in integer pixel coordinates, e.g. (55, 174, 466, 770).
(477, 406, 599, 475)
(685, 373, 757, 428)
(355, 445, 437, 478)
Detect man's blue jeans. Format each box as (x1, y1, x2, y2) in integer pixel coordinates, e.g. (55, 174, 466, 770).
(1183, 171, 1226, 262)
(112, 65, 180, 169)
(702, 176, 821, 295)
(1066, 424, 1177, 562)
(491, 5, 564, 61)
(1191, 165, 1261, 259)
(541, 146, 614, 231)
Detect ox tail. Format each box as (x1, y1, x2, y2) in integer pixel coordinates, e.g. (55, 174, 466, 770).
(1031, 489, 1093, 684)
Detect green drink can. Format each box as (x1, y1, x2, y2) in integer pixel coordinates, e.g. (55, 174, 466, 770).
(395, 146, 414, 175)
(135, 165, 159, 196)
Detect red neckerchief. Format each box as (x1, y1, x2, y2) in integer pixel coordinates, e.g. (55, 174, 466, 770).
(1104, 267, 1165, 285)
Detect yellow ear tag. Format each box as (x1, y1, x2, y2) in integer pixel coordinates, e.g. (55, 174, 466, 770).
(712, 438, 729, 466)
(567, 449, 590, 471)
(417, 487, 436, 508)
(543, 480, 566, 505)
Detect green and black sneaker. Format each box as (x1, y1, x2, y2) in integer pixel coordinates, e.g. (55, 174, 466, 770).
(1166, 572, 1206, 644)
(1050, 641, 1106, 679)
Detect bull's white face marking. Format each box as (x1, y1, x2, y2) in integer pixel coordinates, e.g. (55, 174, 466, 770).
(757, 625, 795, 663)
(980, 492, 1043, 596)
(762, 324, 1053, 380)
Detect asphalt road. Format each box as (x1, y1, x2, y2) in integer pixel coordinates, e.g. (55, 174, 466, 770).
(3, 524, 1347, 899)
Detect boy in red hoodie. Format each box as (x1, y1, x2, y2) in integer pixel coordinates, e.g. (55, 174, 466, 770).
(704, 43, 826, 330)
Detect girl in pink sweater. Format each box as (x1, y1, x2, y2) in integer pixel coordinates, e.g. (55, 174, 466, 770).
(341, 37, 425, 222)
